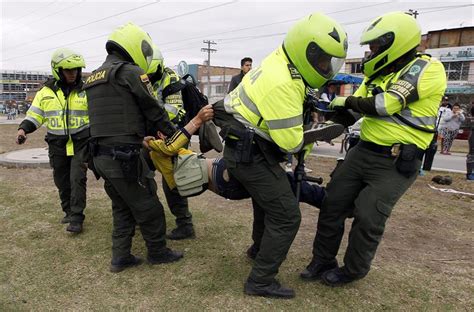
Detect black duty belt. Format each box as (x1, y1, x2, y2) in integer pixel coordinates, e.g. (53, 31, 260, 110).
(358, 140, 424, 160)
(96, 144, 141, 160)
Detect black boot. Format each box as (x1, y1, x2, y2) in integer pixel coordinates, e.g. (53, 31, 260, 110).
(66, 222, 83, 233)
(110, 255, 143, 273)
(321, 267, 358, 286)
(148, 248, 184, 264)
(244, 278, 295, 299)
(300, 258, 338, 280)
(166, 225, 195, 240)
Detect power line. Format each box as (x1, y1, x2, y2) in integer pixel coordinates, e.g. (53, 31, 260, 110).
(4, 1, 160, 52)
(28, 1, 84, 24)
(151, 3, 474, 57)
(8, 1, 58, 24)
(13, 2, 473, 68)
(158, 1, 392, 47)
(3, 1, 236, 62)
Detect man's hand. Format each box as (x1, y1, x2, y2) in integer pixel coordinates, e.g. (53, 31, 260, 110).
(16, 129, 27, 145)
(195, 104, 214, 126)
(142, 136, 155, 150)
(328, 97, 347, 110)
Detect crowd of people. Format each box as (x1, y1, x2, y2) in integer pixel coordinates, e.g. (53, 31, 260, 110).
(14, 10, 462, 299)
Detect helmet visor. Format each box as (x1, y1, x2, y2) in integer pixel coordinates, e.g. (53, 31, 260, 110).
(306, 42, 344, 79)
(142, 40, 154, 69)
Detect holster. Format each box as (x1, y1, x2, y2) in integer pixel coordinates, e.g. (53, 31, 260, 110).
(223, 126, 255, 164)
(94, 143, 142, 182)
(395, 144, 424, 178)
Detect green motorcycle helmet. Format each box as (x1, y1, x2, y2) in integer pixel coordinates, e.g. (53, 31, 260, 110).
(147, 45, 164, 75)
(106, 22, 154, 72)
(50, 48, 85, 81)
(360, 11, 421, 78)
(283, 12, 347, 89)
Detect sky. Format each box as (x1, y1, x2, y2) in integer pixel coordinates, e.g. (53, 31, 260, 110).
(1, 0, 473, 73)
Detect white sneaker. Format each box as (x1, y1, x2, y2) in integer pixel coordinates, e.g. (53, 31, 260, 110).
(304, 167, 312, 173)
(285, 163, 292, 173)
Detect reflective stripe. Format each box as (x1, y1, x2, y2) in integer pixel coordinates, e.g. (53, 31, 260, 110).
(266, 114, 302, 130)
(47, 129, 66, 135)
(375, 93, 389, 116)
(399, 109, 437, 127)
(164, 104, 179, 116)
(233, 114, 272, 142)
(238, 85, 262, 117)
(69, 123, 90, 134)
(376, 114, 436, 129)
(69, 110, 88, 116)
(28, 106, 44, 116)
(45, 110, 63, 117)
(25, 116, 41, 128)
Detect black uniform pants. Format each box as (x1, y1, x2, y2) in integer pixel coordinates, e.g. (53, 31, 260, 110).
(312, 145, 419, 278)
(162, 177, 192, 227)
(49, 147, 87, 223)
(226, 149, 301, 284)
(93, 154, 167, 261)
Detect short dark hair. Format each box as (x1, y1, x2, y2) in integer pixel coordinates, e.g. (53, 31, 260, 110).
(241, 57, 252, 66)
(452, 103, 461, 108)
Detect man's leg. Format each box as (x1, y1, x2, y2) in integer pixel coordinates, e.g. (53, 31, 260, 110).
(50, 154, 72, 223)
(342, 156, 419, 278)
(102, 178, 136, 260)
(301, 147, 365, 280)
(94, 155, 182, 263)
(229, 154, 301, 285)
(162, 177, 194, 240)
(69, 147, 88, 224)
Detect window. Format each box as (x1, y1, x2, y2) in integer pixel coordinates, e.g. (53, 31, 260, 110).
(215, 85, 225, 95)
(442, 61, 470, 81)
(350, 63, 362, 74)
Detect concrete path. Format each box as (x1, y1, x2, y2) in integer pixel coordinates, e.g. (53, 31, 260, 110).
(0, 135, 466, 173)
(310, 141, 466, 174)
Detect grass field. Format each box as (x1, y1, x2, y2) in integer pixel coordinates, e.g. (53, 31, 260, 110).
(0, 124, 473, 311)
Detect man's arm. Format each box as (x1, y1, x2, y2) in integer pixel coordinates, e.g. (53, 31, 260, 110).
(228, 75, 239, 93)
(119, 64, 176, 137)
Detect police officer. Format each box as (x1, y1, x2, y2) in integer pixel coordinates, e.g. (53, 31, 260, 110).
(300, 12, 447, 286)
(83, 23, 183, 272)
(16, 48, 89, 233)
(147, 47, 195, 240)
(214, 13, 347, 298)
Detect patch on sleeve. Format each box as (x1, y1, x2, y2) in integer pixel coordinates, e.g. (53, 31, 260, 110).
(83, 68, 110, 89)
(141, 74, 154, 95)
(140, 74, 150, 83)
(387, 59, 429, 107)
(287, 64, 301, 80)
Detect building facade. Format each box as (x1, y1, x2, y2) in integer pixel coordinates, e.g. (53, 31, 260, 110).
(0, 70, 53, 112)
(188, 64, 240, 104)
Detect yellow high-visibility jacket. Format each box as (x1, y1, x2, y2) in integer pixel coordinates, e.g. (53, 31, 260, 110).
(224, 46, 306, 153)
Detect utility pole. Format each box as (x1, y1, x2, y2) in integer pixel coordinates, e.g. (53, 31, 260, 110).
(408, 9, 419, 19)
(201, 40, 217, 97)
